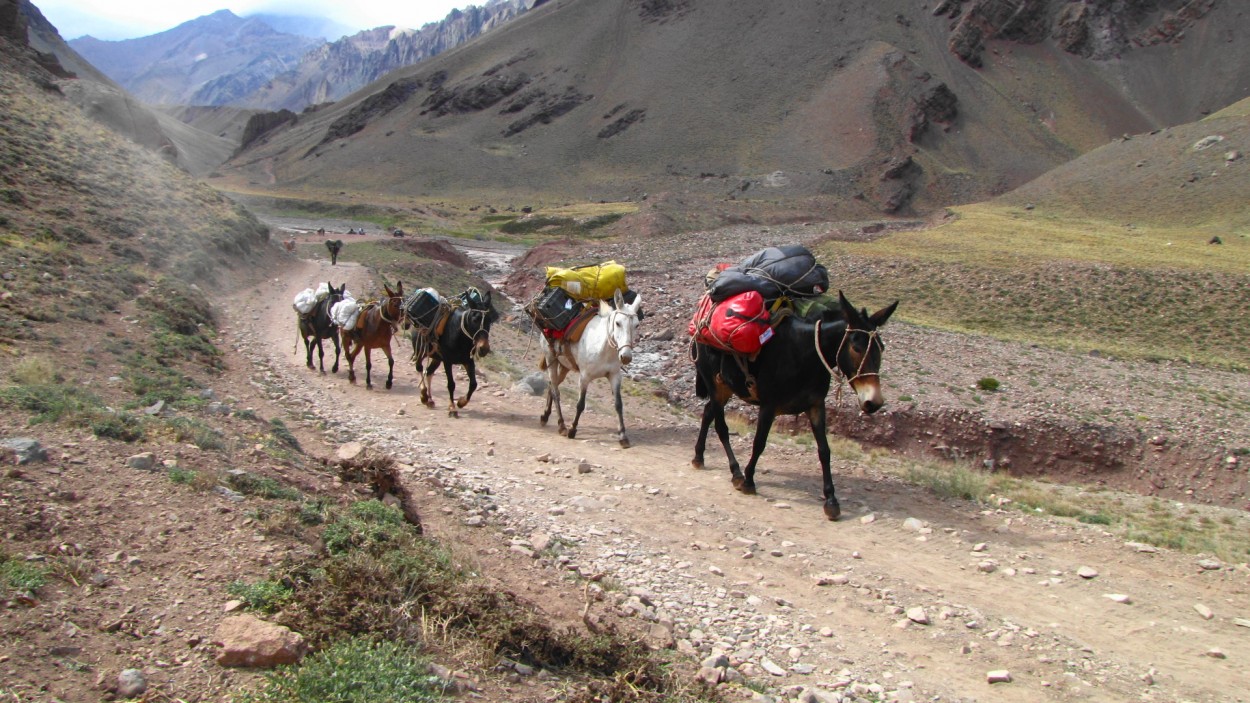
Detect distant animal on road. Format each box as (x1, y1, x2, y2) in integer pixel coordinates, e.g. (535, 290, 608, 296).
(283, 237, 296, 252)
(325, 239, 343, 265)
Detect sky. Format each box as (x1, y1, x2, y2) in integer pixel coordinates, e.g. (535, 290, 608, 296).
(34, 0, 476, 41)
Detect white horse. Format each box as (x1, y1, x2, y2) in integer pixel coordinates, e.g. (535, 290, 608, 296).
(539, 290, 643, 448)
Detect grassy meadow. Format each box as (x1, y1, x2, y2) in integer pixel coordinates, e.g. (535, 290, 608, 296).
(815, 204, 1250, 370)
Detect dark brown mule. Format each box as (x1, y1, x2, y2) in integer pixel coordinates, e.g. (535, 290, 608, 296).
(342, 282, 404, 390)
(691, 292, 897, 521)
(296, 282, 345, 374)
(325, 239, 343, 265)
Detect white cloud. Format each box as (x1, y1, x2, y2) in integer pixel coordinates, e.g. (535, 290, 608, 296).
(35, 0, 474, 40)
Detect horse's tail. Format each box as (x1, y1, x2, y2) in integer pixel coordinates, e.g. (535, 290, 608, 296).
(539, 355, 549, 371)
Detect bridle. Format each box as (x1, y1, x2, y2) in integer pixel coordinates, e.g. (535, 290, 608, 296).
(813, 319, 881, 394)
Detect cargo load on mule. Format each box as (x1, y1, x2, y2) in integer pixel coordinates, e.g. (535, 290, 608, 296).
(528, 285, 585, 337)
(527, 260, 636, 342)
(544, 260, 627, 302)
(293, 282, 335, 316)
(688, 290, 774, 355)
(706, 244, 829, 304)
(403, 287, 449, 331)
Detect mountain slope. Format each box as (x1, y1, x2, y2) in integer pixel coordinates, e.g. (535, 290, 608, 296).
(69, 10, 324, 106)
(213, 0, 1250, 216)
(20, 0, 237, 176)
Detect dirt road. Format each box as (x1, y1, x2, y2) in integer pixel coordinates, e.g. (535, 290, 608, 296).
(230, 249, 1250, 703)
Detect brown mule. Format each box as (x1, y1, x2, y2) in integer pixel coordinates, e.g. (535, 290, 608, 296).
(342, 282, 404, 390)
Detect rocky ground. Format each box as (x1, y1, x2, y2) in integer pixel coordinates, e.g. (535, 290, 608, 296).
(3, 218, 1249, 703)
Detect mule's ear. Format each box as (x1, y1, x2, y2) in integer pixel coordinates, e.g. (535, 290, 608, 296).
(396, 281, 404, 296)
(613, 289, 624, 308)
(869, 300, 899, 327)
(838, 290, 858, 321)
(599, 298, 613, 315)
(628, 292, 642, 314)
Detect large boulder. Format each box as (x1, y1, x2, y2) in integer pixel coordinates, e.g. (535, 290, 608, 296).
(213, 614, 307, 668)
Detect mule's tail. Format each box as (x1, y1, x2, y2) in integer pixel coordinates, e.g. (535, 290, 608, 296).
(691, 341, 709, 399)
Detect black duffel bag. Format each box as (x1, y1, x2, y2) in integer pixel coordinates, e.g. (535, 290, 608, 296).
(529, 285, 583, 331)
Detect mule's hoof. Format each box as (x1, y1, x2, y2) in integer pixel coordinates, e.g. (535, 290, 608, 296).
(539, 416, 549, 427)
(619, 438, 631, 449)
(824, 500, 841, 521)
(691, 459, 704, 470)
(731, 478, 756, 495)
(566, 429, 577, 439)
(385, 381, 393, 389)
(449, 410, 459, 418)
(557, 426, 568, 436)
(456, 397, 469, 409)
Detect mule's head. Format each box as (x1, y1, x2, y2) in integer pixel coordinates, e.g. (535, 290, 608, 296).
(601, 290, 643, 365)
(836, 291, 898, 414)
(380, 282, 404, 323)
(465, 306, 496, 357)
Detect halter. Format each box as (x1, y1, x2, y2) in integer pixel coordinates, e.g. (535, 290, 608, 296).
(605, 307, 638, 353)
(459, 308, 492, 360)
(813, 319, 881, 396)
(377, 293, 403, 327)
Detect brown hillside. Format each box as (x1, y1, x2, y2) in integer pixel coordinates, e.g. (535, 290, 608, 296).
(212, 0, 1250, 218)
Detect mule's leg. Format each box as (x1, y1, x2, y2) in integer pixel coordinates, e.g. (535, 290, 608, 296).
(343, 334, 359, 384)
(363, 347, 373, 389)
(548, 363, 571, 435)
(567, 372, 592, 440)
(330, 333, 341, 374)
(304, 336, 316, 370)
(610, 371, 630, 448)
(807, 405, 840, 520)
(738, 405, 777, 495)
(456, 359, 478, 410)
(692, 399, 715, 469)
(315, 337, 326, 374)
(444, 362, 458, 417)
(383, 344, 394, 390)
(421, 357, 439, 407)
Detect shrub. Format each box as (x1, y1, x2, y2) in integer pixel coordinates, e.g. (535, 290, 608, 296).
(227, 472, 302, 501)
(976, 377, 1001, 391)
(8, 356, 61, 385)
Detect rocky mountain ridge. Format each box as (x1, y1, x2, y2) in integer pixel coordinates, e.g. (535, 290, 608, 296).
(64, 0, 533, 110)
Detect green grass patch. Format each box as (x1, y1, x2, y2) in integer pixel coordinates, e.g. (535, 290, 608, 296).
(1, 555, 49, 594)
(227, 578, 294, 614)
(815, 212, 1250, 369)
(234, 637, 444, 703)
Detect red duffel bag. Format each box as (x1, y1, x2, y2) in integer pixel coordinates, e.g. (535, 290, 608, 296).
(689, 291, 773, 355)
